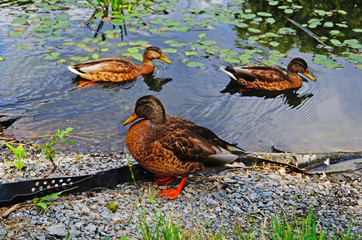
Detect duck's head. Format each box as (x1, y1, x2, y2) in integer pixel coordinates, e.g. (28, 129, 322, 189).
(123, 95, 166, 126)
(143, 47, 172, 64)
(288, 58, 315, 81)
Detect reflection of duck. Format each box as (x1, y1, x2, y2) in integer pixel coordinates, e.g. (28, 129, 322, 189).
(221, 81, 314, 109)
(123, 95, 244, 199)
(68, 47, 172, 87)
(220, 58, 315, 91)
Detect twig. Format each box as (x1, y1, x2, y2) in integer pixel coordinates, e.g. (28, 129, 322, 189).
(287, 18, 326, 46)
(1, 203, 21, 219)
(242, 193, 265, 217)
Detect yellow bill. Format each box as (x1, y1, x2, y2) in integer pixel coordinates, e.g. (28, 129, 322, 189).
(303, 69, 316, 81)
(123, 112, 139, 126)
(159, 53, 172, 64)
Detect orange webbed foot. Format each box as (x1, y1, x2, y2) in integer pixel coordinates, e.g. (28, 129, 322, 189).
(157, 178, 187, 200)
(153, 175, 175, 186)
(77, 79, 98, 88)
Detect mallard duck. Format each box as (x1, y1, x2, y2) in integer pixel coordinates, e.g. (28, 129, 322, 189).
(68, 46, 172, 86)
(123, 95, 244, 200)
(220, 58, 315, 91)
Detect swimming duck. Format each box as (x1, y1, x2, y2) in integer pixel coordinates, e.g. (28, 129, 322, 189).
(220, 58, 315, 91)
(123, 95, 244, 200)
(68, 46, 172, 86)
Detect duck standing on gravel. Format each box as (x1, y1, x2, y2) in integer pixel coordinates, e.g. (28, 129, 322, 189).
(68, 46, 172, 87)
(220, 58, 315, 91)
(123, 95, 245, 200)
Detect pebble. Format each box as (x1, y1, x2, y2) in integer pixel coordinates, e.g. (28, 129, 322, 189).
(0, 145, 361, 239)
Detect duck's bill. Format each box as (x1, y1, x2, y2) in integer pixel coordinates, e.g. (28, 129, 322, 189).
(159, 54, 172, 64)
(123, 112, 139, 126)
(304, 70, 316, 81)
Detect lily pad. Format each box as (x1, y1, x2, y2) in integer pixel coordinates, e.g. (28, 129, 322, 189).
(185, 51, 197, 56)
(224, 57, 240, 64)
(323, 22, 333, 27)
(186, 61, 205, 67)
(92, 53, 99, 59)
(162, 48, 178, 53)
(248, 28, 261, 33)
(330, 39, 342, 46)
(70, 56, 89, 62)
(198, 33, 207, 39)
(235, 22, 248, 28)
(265, 18, 276, 24)
(9, 31, 22, 36)
(269, 41, 280, 47)
(257, 12, 272, 17)
(0, 56, 4, 61)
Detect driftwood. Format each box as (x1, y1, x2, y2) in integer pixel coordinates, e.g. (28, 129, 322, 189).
(246, 151, 362, 170)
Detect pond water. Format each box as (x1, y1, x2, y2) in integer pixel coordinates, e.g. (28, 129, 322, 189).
(0, 0, 361, 155)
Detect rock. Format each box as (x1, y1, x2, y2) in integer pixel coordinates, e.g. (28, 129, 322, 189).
(47, 223, 68, 237)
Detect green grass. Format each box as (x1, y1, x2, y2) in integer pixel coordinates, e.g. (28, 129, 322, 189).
(121, 198, 357, 240)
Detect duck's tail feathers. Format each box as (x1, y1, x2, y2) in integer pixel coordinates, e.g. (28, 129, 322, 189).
(67, 66, 83, 75)
(220, 66, 238, 81)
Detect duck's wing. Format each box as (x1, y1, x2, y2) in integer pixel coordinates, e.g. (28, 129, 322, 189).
(221, 66, 286, 82)
(157, 117, 243, 167)
(68, 58, 138, 75)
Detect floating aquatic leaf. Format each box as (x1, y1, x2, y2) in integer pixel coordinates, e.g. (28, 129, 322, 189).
(337, 10, 347, 14)
(323, 22, 333, 27)
(76, 43, 87, 48)
(206, 47, 219, 55)
(268, 1, 278, 6)
(239, 54, 252, 61)
(45, 52, 60, 60)
(269, 41, 279, 47)
(265, 18, 276, 24)
(127, 47, 141, 53)
(10, 26, 26, 31)
(164, 40, 176, 44)
(257, 12, 272, 17)
(9, 31, 22, 36)
(71, 56, 89, 62)
(132, 52, 143, 61)
(185, 51, 197, 56)
(348, 54, 362, 64)
(199, 40, 217, 46)
(330, 39, 342, 46)
(95, 12, 104, 18)
(313, 54, 342, 69)
(16, 45, 29, 50)
(111, 19, 124, 26)
(329, 30, 340, 35)
(336, 23, 348, 28)
(224, 57, 240, 64)
(248, 28, 261, 33)
(0, 56, 4, 61)
(171, 26, 191, 32)
(162, 48, 178, 53)
(356, 64, 362, 70)
(129, 41, 149, 46)
(240, 13, 256, 19)
(284, 8, 293, 14)
(343, 39, 362, 48)
(198, 33, 207, 39)
(186, 61, 205, 67)
(314, 10, 326, 16)
(149, 17, 163, 25)
(100, 48, 109, 52)
(92, 53, 99, 59)
(270, 50, 286, 57)
(56, 12, 70, 22)
(169, 42, 184, 47)
(235, 22, 248, 28)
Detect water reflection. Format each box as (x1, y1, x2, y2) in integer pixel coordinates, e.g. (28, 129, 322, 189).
(221, 81, 314, 109)
(71, 74, 173, 92)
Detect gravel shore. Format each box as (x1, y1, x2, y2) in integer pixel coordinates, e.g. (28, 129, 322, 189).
(0, 141, 361, 239)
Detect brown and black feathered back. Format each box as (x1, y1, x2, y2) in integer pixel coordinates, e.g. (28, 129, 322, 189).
(220, 58, 315, 91)
(123, 95, 244, 177)
(67, 47, 171, 82)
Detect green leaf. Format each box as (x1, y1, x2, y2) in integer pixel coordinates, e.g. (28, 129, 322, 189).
(330, 39, 342, 46)
(265, 18, 276, 24)
(36, 202, 48, 210)
(352, 29, 362, 33)
(117, 42, 128, 47)
(248, 28, 261, 33)
(198, 33, 207, 39)
(257, 12, 272, 17)
(92, 53, 99, 59)
(336, 23, 348, 28)
(186, 61, 205, 67)
(70, 56, 89, 62)
(185, 51, 198, 56)
(224, 57, 240, 64)
(9, 31, 22, 36)
(284, 8, 293, 14)
(329, 30, 340, 35)
(269, 41, 279, 47)
(323, 22, 333, 27)
(0, 56, 4, 61)
(235, 22, 248, 28)
(161, 48, 178, 53)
